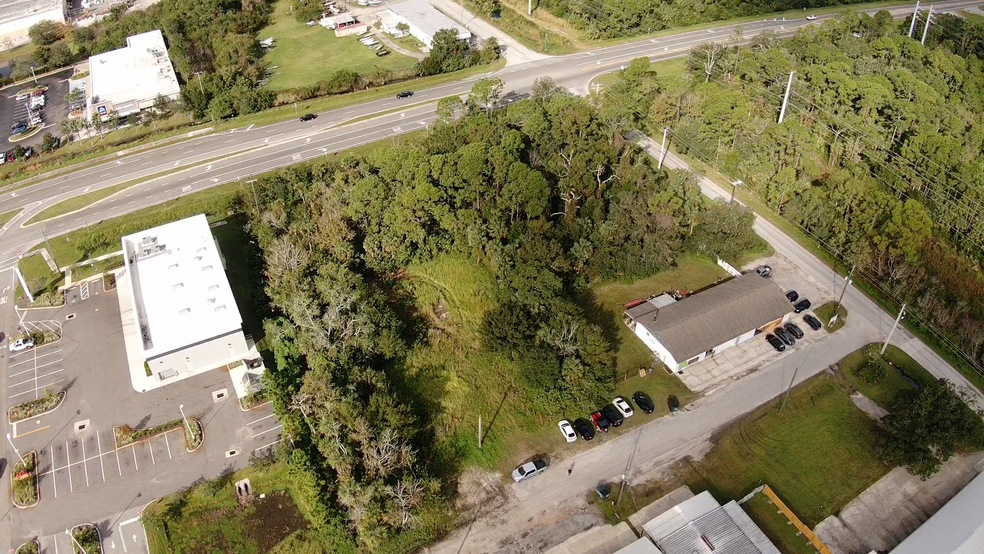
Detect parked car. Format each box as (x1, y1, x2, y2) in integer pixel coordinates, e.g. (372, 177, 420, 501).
(793, 299, 812, 313)
(299, 113, 317, 122)
(632, 391, 655, 414)
(803, 314, 822, 331)
(573, 418, 595, 441)
(784, 322, 804, 339)
(613, 396, 634, 418)
(4, 150, 12, 162)
(29, 96, 45, 109)
(766, 334, 786, 352)
(667, 395, 680, 412)
(806, 14, 818, 20)
(591, 411, 611, 432)
(0, 152, 5, 164)
(376, 49, 390, 56)
(754, 265, 772, 277)
(396, 90, 413, 99)
(22, 147, 33, 159)
(785, 290, 799, 302)
(601, 404, 623, 427)
(9, 337, 34, 352)
(511, 458, 548, 482)
(774, 326, 795, 346)
(558, 419, 577, 443)
(10, 122, 27, 135)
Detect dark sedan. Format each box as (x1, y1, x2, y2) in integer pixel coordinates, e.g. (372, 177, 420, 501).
(396, 90, 414, 98)
(573, 418, 595, 441)
(804, 314, 822, 331)
(299, 113, 317, 122)
(784, 322, 804, 339)
(602, 404, 623, 427)
(793, 299, 812, 313)
(785, 290, 799, 302)
(766, 334, 786, 352)
(632, 391, 655, 414)
(774, 327, 795, 346)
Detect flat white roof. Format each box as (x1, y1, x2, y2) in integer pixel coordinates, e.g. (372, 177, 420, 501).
(891, 472, 984, 554)
(89, 30, 180, 111)
(122, 214, 242, 359)
(387, 0, 471, 41)
(0, 0, 62, 26)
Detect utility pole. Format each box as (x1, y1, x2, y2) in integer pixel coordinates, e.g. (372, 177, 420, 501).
(778, 71, 794, 124)
(828, 264, 855, 326)
(730, 179, 743, 204)
(30, 66, 38, 85)
(778, 365, 801, 415)
(921, 5, 933, 45)
(881, 303, 907, 355)
(41, 228, 57, 269)
(245, 176, 259, 212)
(528, 0, 532, 16)
(908, 1, 920, 37)
(478, 415, 482, 448)
(657, 128, 669, 169)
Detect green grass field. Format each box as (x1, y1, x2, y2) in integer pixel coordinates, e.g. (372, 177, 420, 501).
(814, 300, 848, 333)
(837, 344, 937, 408)
(26, 182, 133, 224)
(259, 0, 415, 90)
(18, 252, 61, 296)
(0, 208, 20, 227)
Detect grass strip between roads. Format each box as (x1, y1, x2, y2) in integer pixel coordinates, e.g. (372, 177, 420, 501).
(25, 182, 134, 225)
(0, 208, 20, 227)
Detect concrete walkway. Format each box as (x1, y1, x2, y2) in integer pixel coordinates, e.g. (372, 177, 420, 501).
(423, 0, 549, 65)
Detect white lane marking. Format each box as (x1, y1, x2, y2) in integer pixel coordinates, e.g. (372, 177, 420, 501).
(82, 436, 89, 487)
(148, 440, 155, 465)
(132, 444, 138, 471)
(51, 444, 57, 498)
(246, 413, 276, 426)
(254, 438, 280, 452)
(66, 440, 73, 493)
(97, 431, 106, 482)
(249, 424, 282, 440)
(164, 432, 172, 459)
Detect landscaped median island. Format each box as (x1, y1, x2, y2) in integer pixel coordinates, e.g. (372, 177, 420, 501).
(71, 524, 102, 554)
(240, 389, 268, 411)
(10, 451, 39, 508)
(8, 389, 66, 423)
(814, 300, 848, 333)
(115, 417, 204, 452)
(15, 539, 39, 554)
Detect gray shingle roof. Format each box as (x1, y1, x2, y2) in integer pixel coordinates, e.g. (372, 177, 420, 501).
(625, 274, 790, 362)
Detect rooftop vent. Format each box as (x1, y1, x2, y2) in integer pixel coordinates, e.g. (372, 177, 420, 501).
(208, 284, 220, 291)
(172, 283, 184, 290)
(202, 265, 213, 271)
(179, 308, 191, 315)
(168, 263, 179, 270)
(214, 305, 227, 312)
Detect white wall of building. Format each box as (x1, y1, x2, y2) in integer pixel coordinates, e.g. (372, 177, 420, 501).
(148, 329, 249, 381)
(633, 324, 679, 371)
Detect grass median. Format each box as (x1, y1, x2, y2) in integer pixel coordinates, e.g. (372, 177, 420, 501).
(25, 182, 133, 225)
(0, 208, 21, 227)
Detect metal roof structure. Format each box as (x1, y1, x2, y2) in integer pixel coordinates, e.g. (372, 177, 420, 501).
(642, 491, 781, 554)
(625, 274, 790, 362)
(386, 0, 470, 44)
(890, 471, 984, 554)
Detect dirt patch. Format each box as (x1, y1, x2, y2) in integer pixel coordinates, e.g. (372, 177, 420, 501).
(454, 467, 511, 523)
(244, 491, 309, 552)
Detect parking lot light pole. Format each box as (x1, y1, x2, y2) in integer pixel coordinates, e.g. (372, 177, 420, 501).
(179, 404, 190, 437)
(6, 432, 25, 466)
(66, 529, 88, 554)
(730, 179, 743, 204)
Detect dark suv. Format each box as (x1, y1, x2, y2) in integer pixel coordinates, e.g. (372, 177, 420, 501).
(766, 334, 786, 352)
(793, 299, 812, 313)
(784, 322, 804, 339)
(774, 327, 795, 346)
(601, 404, 623, 427)
(396, 90, 413, 98)
(803, 314, 822, 331)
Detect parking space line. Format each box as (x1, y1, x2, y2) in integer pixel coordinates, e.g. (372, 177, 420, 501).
(116, 446, 122, 476)
(9, 368, 64, 387)
(82, 437, 89, 487)
(97, 432, 106, 482)
(66, 440, 73, 493)
(9, 358, 63, 377)
(8, 349, 62, 366)
(9, 378, 65, 398)
(51, 445, 57, 498)
(250, 424, 282, 440)
(132, 444, 138, 471)
(247, 413, 276, 426)
(254, 438, 280, 452)
(164, 432, 172, 459)
(148, 440, 155, 465)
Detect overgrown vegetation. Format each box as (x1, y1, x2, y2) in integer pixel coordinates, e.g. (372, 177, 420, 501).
(115, 420, 184, 448)
(71, 525, 100, 554)
(8, 389, 65, 422)
(599, 11, 984, 384)
(14, 540, 39, 554)
(11, 451, 38, 507)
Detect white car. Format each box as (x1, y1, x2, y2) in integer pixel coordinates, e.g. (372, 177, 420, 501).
(613, 396, 634, 418)
(558, 419, 577, 443)
(30, 96, 45, 109)
(806, 15, 818, 20)
(511, 458, 548, 482)
(9, 337, 34, 352)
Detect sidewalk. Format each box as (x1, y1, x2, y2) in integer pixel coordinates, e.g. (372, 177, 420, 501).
(423, 0, 549, 65)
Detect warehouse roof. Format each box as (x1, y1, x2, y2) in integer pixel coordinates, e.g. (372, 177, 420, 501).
(387, 0, 471, 41)
(89, 30, 180, 113)
(625, 274, 790, 362)
(643, 491, 781, 554)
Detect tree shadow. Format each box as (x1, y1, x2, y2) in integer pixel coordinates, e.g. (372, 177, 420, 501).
(136, 414, 151, 429)
(576, 287, 622, 354)
(60, 376, 79, 394)
(481, 384, 512, 446)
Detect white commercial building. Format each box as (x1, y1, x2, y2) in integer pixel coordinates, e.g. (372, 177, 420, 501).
(890, 471, 984, 554)
(381, 0, 471, 48)
(88, 29, 180, 118)
(0, 0, 65, 51)
(119, 215, 250, 389)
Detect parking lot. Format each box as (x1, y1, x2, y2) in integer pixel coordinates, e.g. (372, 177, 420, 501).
(6, 330, 65, 403)
(0, 68, 71, 149)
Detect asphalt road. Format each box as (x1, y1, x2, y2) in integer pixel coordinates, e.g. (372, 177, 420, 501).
(1, 1, 981, 550)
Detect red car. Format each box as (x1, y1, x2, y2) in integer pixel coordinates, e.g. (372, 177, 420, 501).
(591, 411, 611, 432)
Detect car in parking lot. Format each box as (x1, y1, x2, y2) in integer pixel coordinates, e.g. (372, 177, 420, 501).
(613, 396, 634, 418)
(511, 458, 548, 482)
(558, 419, 577, 443)
(754, 265, 772, 277)
(632, 391, 655, 414)
(785, 290, 799, 302)
(0, 152, 5, 164)
(803, 314, 822, 331)
(793, 299, 812, 313)
(601, 404, 623, 427)
(10, 121, 27, 135)
(774, 327, 795, 346)
(9, 337, 34, 352)
(299, 113, 317, 122)
(591, 411, 611, 432)
(396, 90, 413, 99)
(766, 334, 786, 352)
(573, 418, 595, 441)
(784, 322, 804, 339)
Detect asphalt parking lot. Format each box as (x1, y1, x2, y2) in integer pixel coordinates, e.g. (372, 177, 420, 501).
(0, 68, 71, 150)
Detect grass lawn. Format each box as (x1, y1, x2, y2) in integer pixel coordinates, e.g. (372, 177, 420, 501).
(26, 182, 134, 224)
(814, 300, 848, 333)
(679, 375, 888, 546)
(836, 343, 936, 408)
(18, 252, 61, 296)
(0, 208, 21, 227)
(463, 0, 578, 54)
(259, 0, 415, 90)
(70, 254, 124, 282)
(0, 43, 35, 64)
(594, 57, 692, 90)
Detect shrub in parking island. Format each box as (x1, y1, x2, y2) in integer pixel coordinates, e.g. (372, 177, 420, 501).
(184, 418, 204, 452)
(8, 389, 66, 422)
(71, 524, 101, 554)
(114, 420, 183, 448)
(28, 291, 64, 308)
(11, 451, 39, 508)
(15, 539, 39, 554)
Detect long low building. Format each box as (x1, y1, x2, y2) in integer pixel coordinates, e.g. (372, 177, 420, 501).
(88, 29, 180, 118)
(119, 214, 250, 387)
(0, 0, 64, 50)
(381, 0, 471, 48)
(625, 274, 790, 374)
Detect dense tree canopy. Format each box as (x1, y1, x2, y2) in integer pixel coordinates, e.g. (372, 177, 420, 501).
(605, 11, 984, 372)
(247, 79, 757, 548)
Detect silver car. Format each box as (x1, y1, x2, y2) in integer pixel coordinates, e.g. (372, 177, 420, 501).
(9, 337, 34, 352)
(511, 458, 548, 483)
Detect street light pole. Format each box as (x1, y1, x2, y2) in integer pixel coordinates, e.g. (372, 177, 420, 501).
(30, 66, 38, 85)
(66, 529, 88, 554)
(6, 432, 25, 466)
(881, 303, 907, 356)
(829, 264, 855, 326)
(657, 127, 669, 170)
(729, 179, 743, 204)
(179, 404, 190, 438)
